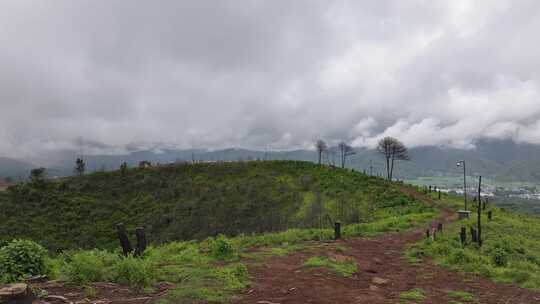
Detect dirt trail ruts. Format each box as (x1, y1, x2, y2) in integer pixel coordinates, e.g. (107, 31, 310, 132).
(239, 187, 540, 304)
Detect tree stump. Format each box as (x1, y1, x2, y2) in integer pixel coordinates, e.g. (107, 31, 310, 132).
(116, 223, 133, 257)
(0, 283, 35, 304)
(334, 222, 341, 240)
(134, 227, 147, 257)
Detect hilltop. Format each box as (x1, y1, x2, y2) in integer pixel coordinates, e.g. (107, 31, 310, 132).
(0, 160, 430, 252)
(1, 161, 540, 303)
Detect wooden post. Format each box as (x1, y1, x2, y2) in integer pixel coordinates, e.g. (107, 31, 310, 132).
(426, 228, 430, 239)
(116, 223, 133, 257)
(470, 227, 477, 243)
(134, 227, 147, 257)
(429, 185, 432, 193)
(477, 176, 482, 246)
(437, 223, 443, 233)
(488, 210, 493, 221)
(460, 227, 466, 245)
(438, 190, 441, 200)
(334, 222, 341, 240)
(431, 228, 436, 241)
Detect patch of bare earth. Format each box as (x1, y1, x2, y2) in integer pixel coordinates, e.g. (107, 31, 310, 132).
(30, 281, 171, 304)
(238, 188, 540, 304)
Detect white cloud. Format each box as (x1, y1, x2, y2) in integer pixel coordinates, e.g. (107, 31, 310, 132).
(1, 1, 540, 158)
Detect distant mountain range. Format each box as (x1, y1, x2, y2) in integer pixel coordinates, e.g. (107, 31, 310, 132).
(2, 139, 540, 182)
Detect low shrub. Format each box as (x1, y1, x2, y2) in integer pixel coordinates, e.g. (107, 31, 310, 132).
(60, 249, 118, 284)
(200, 235, 236, 260)
(113, 255, 155, 289)
(0, 239, 48, 283)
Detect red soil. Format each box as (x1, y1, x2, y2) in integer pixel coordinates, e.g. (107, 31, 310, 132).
(239, 188, 540, 304)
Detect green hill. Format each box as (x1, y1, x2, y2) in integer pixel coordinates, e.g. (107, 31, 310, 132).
(0, 160, 432, 252)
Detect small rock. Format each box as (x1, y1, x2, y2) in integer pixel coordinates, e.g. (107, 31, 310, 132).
(45, 295, 72, 304)
(369, 285, 380, 291)
(25, 275, 48, 283)
(371, 277, 389, 285)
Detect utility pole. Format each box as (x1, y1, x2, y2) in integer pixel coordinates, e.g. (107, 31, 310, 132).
(477, 176, 483, 246)
(457, 160, 467, 211)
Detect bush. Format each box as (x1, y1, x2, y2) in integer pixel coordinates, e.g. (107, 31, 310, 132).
(0, 239, 48, 282)
(201, 235, 236, 260)
(113, 255, 155, 289)
(60, 249, 118, 284)
(490, 247, 509, 267)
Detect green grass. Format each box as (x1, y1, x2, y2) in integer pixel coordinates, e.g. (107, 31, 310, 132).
(0, 161, 433, 252)
(446, 290, 475, 302)
(303, 256, 358, 277)
(399, 288, 426, 302)
(0, 161, 441, 303)
(409, 192, 540, 291)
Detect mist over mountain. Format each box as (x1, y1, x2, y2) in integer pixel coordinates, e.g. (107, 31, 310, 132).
(2, 139, 540, 182)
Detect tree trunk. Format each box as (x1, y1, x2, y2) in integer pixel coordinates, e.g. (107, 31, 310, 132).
(116, 223, 133, 257)
(389, 153, 395, 181)
(385, 156, 390, 180)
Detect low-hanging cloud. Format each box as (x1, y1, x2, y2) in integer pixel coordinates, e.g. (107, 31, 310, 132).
(1, 0, 540, 158)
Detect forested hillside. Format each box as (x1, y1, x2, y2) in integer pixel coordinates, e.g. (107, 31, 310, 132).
(0, 161, 430, 252)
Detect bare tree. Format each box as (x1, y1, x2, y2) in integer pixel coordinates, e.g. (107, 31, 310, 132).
(376, 137, 409, 181)
(74, 158, 86, 176)
(338, 142, 356, 168)
(315, 140, 327, 165)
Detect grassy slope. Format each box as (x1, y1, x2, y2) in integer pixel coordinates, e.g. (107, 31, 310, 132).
(0, 161, 438, 303)
(0, 160, 432, 252)
(408, 190, 540, 290)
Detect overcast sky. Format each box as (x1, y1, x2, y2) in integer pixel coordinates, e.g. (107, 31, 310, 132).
(1, 0, 540, 157)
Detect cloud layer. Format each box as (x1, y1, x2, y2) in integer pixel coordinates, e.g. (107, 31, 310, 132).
(1, 0, 540, 157)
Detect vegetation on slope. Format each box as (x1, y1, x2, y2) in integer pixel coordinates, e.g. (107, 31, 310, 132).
(0, 160, 438, 303)
(0, 160, 432, 252)
(408, 191, 540, 290)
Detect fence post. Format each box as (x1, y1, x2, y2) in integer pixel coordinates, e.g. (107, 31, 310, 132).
(488, 210, 493, 221)
(334, 222, 341, 240)
(470, 227, 478, 243)
(438, 190, 441, 200)
(116, 223, 133, 257)
(437, 223, 443, 233)
(460, 227, 466, 245)
(134, 227, 147, 257)
(426, 228, 430, 239)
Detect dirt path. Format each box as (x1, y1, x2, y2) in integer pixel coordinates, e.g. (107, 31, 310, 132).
(239, 188, 540, 304)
